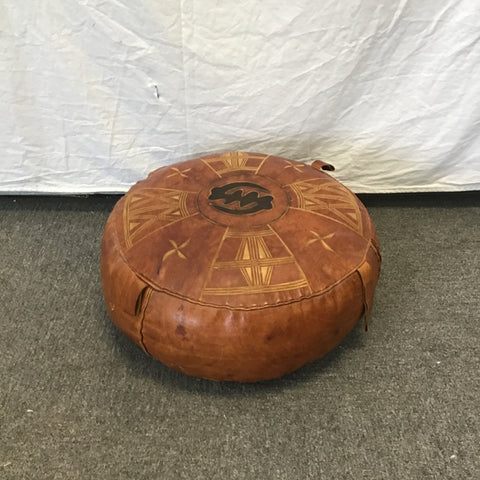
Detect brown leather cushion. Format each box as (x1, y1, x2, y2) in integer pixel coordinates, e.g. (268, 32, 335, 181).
(101, 152, 381, 382)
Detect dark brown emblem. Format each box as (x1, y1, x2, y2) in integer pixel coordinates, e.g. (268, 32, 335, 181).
(208, 182, 274, 215)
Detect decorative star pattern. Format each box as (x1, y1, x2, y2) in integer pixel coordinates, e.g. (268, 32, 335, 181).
(306, 231, 335, 252)
(162, 238, 191, 263)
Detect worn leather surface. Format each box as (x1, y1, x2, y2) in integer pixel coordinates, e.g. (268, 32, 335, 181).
(101, 152, 381, 381)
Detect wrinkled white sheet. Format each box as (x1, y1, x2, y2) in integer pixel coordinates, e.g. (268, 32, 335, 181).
(1, 0, 480, 193)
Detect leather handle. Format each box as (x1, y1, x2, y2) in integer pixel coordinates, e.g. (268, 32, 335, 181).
(311, 160, 335, 172)
(356, 245, 381, 331)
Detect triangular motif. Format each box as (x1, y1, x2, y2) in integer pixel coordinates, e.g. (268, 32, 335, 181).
(235, 236, 274, 287)
(201, 227, 311, 298)
(124, 188, 194, 247)
(289, 180, 363, 235)
(201, 152, 269, 177)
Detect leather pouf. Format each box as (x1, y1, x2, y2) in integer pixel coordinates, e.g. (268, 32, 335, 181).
(101, 152, 381, 382)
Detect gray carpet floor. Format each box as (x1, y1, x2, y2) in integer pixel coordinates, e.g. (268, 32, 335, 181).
(1, 192, 479, 480)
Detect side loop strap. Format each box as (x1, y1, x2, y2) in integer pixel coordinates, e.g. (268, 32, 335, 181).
(311, 160, 335, 172)
(356, 261, 373, 331)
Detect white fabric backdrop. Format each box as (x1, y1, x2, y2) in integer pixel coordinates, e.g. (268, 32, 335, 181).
(1, 0, 480, 194)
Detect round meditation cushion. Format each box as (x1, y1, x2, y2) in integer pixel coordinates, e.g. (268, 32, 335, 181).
(101, 152, 381, 382)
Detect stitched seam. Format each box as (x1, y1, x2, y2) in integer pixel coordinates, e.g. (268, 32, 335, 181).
(138, 287, 153, 354)
(123, 241, 377, 312)
(356, 269, 369, 331)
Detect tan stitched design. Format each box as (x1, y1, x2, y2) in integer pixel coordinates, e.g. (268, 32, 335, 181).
(201, 152, 269, 177)
(200, 225, 311, 298)
(290, 179, 363, 235)
(124, 188, 195, 248)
